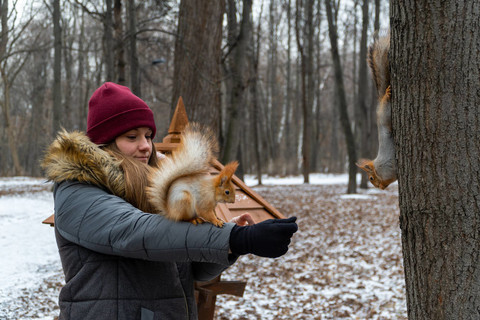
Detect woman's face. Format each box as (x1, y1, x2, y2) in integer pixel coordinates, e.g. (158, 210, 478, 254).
(115, 127, 153, 164)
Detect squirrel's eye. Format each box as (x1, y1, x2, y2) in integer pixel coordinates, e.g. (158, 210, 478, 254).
(225, 190, 230, 195)
(370, 177, 374, 181)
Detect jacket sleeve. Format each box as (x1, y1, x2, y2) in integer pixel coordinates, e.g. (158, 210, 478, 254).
(53, 180, 237, 267)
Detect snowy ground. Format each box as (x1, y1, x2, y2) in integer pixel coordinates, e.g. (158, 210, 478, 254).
(0, 175, 406, 319)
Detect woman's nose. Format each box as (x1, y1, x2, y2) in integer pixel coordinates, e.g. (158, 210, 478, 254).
(138, 137, 151, 151)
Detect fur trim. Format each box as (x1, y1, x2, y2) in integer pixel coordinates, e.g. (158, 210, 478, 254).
(41, 130, 125, 198)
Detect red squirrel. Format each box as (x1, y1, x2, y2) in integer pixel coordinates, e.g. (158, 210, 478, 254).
(147, 123, 238, 227)
(356, 35, 397, 189)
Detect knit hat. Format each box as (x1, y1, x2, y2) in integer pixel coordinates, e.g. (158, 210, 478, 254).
(86, 82, 156, 144)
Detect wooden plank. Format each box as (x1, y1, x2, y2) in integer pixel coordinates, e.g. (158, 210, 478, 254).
(43, 214, 55, 227)
(228, 208, 276, 223)
(154, 142, 179, 152)
(214, 203, 230, 222)
(198, 281, 246, 297)
(212, 159, 285, 219)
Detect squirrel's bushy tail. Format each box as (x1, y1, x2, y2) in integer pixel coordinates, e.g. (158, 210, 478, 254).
(148, 123, 218, 213)
(368, 34, 390, 98)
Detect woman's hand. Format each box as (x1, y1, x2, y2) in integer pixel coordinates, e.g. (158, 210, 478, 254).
(229, 216, 298, 258)
(229, 213, 255, 226)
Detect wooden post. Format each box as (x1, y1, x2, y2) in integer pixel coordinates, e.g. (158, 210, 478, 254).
(195, 275, 246, 320)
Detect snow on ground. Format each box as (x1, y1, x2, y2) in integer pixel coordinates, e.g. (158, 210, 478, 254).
(0, 177, 61, 319)
(0, 175, 406, 319)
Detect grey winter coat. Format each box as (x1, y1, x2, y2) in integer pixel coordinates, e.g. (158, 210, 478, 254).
(54, 180, 237, 320)
(43, 131, 238, 319)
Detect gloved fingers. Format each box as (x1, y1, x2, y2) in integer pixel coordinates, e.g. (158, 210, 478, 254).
(272, 217, 298, 233)
(271, 216, 297, 224)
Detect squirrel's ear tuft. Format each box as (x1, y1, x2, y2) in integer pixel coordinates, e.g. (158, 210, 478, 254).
(222, 161, 239, 178)
(215, 161, 239, 186)
(356, 159, 374, 173)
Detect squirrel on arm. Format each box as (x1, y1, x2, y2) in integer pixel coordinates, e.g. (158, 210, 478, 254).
(147, 123, 238, 227)
(356, 34, 397, 190)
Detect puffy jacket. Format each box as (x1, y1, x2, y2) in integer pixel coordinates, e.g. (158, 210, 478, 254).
(54, 180, 237, 320)
(43, 131, 238, 319)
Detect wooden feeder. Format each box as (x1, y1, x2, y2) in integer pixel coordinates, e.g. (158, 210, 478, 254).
(155, 97, 286, 319)
(43, 97, 285, 320)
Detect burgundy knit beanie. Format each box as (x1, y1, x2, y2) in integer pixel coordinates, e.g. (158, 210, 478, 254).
(86, 82, 156, 144)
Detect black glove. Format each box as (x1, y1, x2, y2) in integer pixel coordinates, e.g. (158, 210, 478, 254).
(229, 216, 298, 258)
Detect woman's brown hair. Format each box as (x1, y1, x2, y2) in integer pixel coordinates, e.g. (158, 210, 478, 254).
(102, 142, 159, 213)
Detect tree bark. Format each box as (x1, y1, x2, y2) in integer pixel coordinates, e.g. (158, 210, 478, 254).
(249, 3, 263, 185)
(172, 0, 225, 134)
(222, 0, 252, 164)
(356, 0, 369, 189)
(325, 0, 357, 193)
(391, 1, 480, 318)
(52, 0, 62, 135)
(104, 0, 115, 82)
(127, 0, 140, 96)
(295, 0, 314, 184)
(114, 0, 126, 85)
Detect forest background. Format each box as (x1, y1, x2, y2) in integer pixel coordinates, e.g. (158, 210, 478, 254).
(0, 0, 387, 193)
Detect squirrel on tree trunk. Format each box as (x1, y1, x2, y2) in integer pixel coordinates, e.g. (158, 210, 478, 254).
(356, 34, 397, 190)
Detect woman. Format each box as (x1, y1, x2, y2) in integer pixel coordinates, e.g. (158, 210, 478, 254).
(42, 82, 298, 320)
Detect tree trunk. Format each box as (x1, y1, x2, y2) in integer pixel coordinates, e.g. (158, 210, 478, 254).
(391, 1, 480, 318)
(172, 0, 225, 134)
(52, 0, 62, 135)
(77, 8, 87, 130)
(104, 0, 115, 82)
(127, 0, 140, 96)
(311, 0, 323, 172)
(114, 0, 126, 85)
(284, 0, 293, 175)
(325, 0, 357, 193)
(222, 0, 252, 164)
(295, 0, 314, 184)
(367, 0, 381, 178)
(63, 20, 74, 130)
(356, 0, 369, 189)
(1, 78, 23, 175)
(26, 50, 48, 176)
(249, 4, 263, 185)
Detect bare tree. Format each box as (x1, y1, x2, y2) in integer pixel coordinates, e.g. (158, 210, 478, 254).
(0, 0, 35, 175)
(356, 0, 369, 189)
(52, 0, 62, 134)
(325, 0, 357, 193)
(248, 1, 263, 184)
(222, 0, 253, 164)
(126, 0, 140, 95)
(114, 0, 126, 85)
(295, 0, 315, 183)
(391, 1, 480, 318)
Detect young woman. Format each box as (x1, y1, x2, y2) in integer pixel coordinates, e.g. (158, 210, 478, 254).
(43, 82, 298, 320)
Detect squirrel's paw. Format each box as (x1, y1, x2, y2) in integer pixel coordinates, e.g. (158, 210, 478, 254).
(210, 218, 224, 228)
(189, 217, 204, 225)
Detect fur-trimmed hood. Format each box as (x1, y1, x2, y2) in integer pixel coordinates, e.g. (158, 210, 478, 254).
(41, 130, 125, 198)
